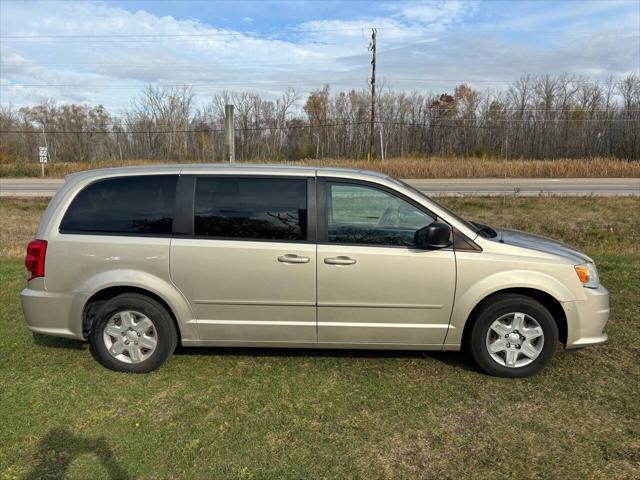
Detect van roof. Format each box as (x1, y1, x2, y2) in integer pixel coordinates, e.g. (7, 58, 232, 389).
(65, 163, 391, 181)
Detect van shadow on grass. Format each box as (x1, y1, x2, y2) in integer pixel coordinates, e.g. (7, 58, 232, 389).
(175, 345, 479, 373)
(25, 427, 130, 480)
(31, 332, 86, 350)
(29, 331, 478, 373)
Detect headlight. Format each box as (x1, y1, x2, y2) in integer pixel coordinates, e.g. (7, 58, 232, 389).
(574, 263, 600, 289)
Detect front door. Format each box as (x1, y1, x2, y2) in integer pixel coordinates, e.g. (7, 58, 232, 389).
(316, 180, 456, 346)
(170, 175, 317, 343)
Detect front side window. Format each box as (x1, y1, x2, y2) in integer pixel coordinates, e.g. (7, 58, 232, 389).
(60, 175, 177, 235)
(195, 177, 307, 241)
(327, 182, 436, 246)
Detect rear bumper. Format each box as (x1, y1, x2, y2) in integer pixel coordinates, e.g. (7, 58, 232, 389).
(563, 285, 610, 349)
(21, 285, 86, 340)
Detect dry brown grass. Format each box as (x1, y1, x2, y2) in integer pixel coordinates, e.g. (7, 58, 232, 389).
(0, 198, 47, 257)
(312, 157, 640, 179)
(1, 156, 638, 179)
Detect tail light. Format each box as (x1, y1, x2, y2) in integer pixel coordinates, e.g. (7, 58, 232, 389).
(25, 240, 47, 281)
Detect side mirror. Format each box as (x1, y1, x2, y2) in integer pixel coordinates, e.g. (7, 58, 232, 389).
(414, 222, 452, 249)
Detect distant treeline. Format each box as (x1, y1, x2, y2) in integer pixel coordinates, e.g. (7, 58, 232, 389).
(1, 74, 639, 163)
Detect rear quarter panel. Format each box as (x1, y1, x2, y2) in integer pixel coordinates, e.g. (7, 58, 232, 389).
(34, 168, 195, 340)
(43, 233, 197, 340)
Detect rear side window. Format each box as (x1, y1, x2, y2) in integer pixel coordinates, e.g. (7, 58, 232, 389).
(195, 177, 307, 241)
(60, 175, 178, 235)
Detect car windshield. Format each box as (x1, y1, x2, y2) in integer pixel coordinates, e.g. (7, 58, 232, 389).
(387, 177, 486, 237)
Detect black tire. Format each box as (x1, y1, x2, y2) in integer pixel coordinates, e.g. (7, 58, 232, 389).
(89, 293, 178, 373)
(466, 294, 558, 378)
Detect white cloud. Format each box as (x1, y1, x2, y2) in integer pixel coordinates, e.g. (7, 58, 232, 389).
(395, 0, 472, 25)
(1, 1, 337, 108)
(0, 0, 637, 110)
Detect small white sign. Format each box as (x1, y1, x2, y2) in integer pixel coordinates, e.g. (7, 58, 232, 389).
(39, 147, 48, 164)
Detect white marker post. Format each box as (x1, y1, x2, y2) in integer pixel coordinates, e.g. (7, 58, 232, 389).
(39, 146, 48, 177)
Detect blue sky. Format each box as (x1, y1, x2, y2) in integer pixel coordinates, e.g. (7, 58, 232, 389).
(1, 0, 638, 110)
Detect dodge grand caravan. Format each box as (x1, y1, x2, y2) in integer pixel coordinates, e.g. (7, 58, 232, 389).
(21, 165, 609, 377)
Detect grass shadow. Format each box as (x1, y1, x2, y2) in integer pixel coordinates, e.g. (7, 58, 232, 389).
(32, 332, 87, 350)
(25, 427, 130, 480)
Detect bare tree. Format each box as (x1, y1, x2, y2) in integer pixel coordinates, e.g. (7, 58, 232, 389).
(1, 74, 639, 164)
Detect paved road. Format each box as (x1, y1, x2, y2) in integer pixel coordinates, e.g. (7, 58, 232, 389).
(1, 179, 64, 197)
(407, 178, 640, 196)
(1, 177, 638, 197)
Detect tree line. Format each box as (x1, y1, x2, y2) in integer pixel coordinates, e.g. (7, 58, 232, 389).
(1, 73, 638, 163)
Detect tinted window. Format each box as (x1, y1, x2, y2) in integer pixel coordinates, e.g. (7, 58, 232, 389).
(327, 183, 436, 246)
(195, 177, 307, 241)
(60, 176, 177, 235)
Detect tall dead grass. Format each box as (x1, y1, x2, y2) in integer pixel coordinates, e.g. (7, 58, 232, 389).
(311, 157, 640, 178)
(0, 198, 47, 257)
(1, 157, 638, 179)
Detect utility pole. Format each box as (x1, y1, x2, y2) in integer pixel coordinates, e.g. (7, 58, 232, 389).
(367, 28, 377, 162)
(225, 104, 235, 163)
(504, 129, 509, 160)
(379, 119, 385, 162)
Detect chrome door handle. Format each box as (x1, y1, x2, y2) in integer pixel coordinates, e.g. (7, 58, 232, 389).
(278, 254, 310, 264)
(324, 256, 357, 266)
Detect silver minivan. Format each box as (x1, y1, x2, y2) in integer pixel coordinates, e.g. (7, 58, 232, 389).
(21, 165, 609, 377)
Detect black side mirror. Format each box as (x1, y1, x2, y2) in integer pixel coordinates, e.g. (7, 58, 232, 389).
(414, 222, 452, 249)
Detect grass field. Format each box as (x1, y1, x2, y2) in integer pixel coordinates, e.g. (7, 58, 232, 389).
(1, 196, 639, 479)
(2, 156, 639, 179)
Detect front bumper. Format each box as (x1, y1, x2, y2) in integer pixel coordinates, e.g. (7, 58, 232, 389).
(21, 283, 86, 340)
(562, 284, 610, 349)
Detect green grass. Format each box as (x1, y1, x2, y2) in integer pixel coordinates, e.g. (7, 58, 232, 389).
(1, 197, 639, 479)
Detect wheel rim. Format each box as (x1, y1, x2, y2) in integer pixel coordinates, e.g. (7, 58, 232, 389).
(485, 312, 544, 368)
(102, 310, 158, 364)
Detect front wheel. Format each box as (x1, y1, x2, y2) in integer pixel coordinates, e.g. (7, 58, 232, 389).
(89, 293, 178, 373)
(467, 294, 558, 378)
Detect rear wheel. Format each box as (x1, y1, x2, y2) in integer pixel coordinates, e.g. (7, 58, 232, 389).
(89, 293, 177, 373)
(467, 294, 558, 378)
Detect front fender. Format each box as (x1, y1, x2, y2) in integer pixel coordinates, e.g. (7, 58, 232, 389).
(445, 269, 573, 345)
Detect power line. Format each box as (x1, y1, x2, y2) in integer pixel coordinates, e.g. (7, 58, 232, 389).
(52, 110, 635, 124)
(0, 82, 355, 89)
(0, 61, 349, 67)
(0, 27, 382, 44)
(1, 78, 624, 88)
(98, 108, 639, 118)
(3, 56, 632, 67)
(2, 118, 637, 135)
(4, 115, 637, 130)
(0, 27, 378, 39)
(1, 29, 635, 40)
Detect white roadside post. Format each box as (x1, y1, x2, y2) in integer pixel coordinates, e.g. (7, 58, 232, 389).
(39, 146, 48, 177)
